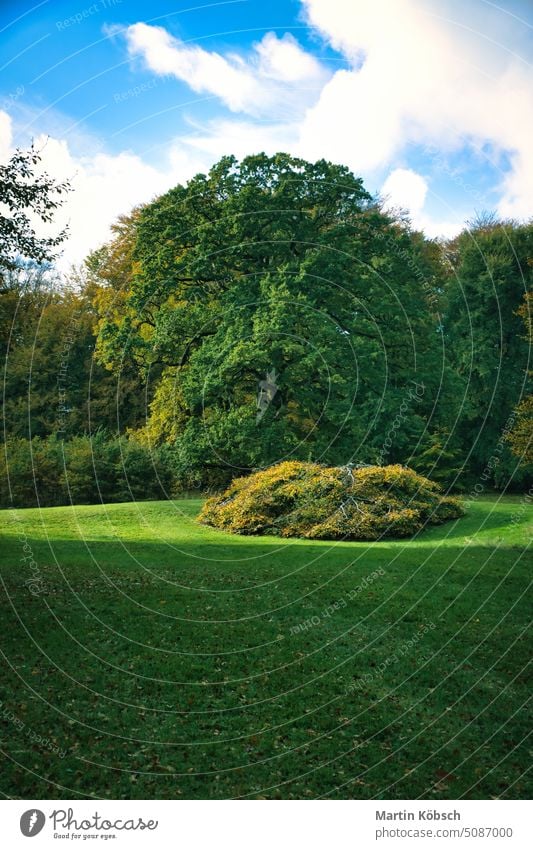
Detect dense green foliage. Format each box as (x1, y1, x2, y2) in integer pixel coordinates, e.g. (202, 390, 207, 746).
(0, 263, 175, 509)
(445, 220, 532, 487)
(200, 461, 463, 539)
(507, 292, 533, 463)
(0, 433, 174, 508)
(90, 155, 531, 492)
(1, 265, 147, 439)
(94, 153, 457, 486)
(1, 154, 531, 508)
(0, 496, 530, 798)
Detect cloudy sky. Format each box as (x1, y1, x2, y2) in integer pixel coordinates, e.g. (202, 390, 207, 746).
(1, 0, 532, 266)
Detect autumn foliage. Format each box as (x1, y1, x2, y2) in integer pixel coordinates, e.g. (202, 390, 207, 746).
(199, 461, 463, 540)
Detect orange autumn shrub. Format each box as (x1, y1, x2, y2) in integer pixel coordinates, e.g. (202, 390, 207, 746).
(198, 461, 463, 540)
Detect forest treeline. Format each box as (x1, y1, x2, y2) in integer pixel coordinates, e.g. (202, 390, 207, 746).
(1, 153, 531, 507)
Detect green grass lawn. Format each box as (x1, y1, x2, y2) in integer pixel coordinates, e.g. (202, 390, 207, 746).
(0, 495, 531, 799)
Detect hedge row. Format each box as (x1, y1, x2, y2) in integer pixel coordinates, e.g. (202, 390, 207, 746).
(0, 434, 176, 508)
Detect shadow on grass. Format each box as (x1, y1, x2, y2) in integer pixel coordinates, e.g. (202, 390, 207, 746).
(2, 535, 529, 601)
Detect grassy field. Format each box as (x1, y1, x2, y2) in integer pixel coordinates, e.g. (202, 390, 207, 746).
(0, 495, 531, 800)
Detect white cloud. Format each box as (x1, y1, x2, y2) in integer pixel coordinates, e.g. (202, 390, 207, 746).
(34, 138, 169, 265)
(0, 110, 12, 162)
(2, 0, 532, 266)
(0, 24, 328, 269)
(499, 150, 533, 220)
(255, 31, 325, 82)
(381, 168, 428, 218)
(381, 167, 461, 238)
(122, 23, 328, 118)
(180, 116, 299, 161)
(0, 108, 211, 268)
(299, 0, 533, 218)
(118, 2, 533, 227)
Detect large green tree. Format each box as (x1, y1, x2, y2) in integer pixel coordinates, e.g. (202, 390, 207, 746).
(94, 153, 456, 485)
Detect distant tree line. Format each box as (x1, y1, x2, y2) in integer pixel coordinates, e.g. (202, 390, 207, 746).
(1, 150, 531, 507)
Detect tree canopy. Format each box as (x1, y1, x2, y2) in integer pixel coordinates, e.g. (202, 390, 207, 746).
(444, 219, 532, 486)
(1, 152, 530, 501)
(94, 153, 454, 485)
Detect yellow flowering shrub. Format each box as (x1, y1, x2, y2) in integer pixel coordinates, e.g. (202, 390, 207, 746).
(199, 461, 463, 540)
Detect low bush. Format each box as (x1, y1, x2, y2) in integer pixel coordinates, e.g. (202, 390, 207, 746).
(199, 461, 464, 540)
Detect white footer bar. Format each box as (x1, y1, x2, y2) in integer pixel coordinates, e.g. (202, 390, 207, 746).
(1, 799, 530, 848)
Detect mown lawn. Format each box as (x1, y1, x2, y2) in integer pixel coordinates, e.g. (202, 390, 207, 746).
(0, 496, 531, 799)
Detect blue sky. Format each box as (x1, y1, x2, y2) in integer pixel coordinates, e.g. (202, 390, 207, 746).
(1, 0, 532, 265)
